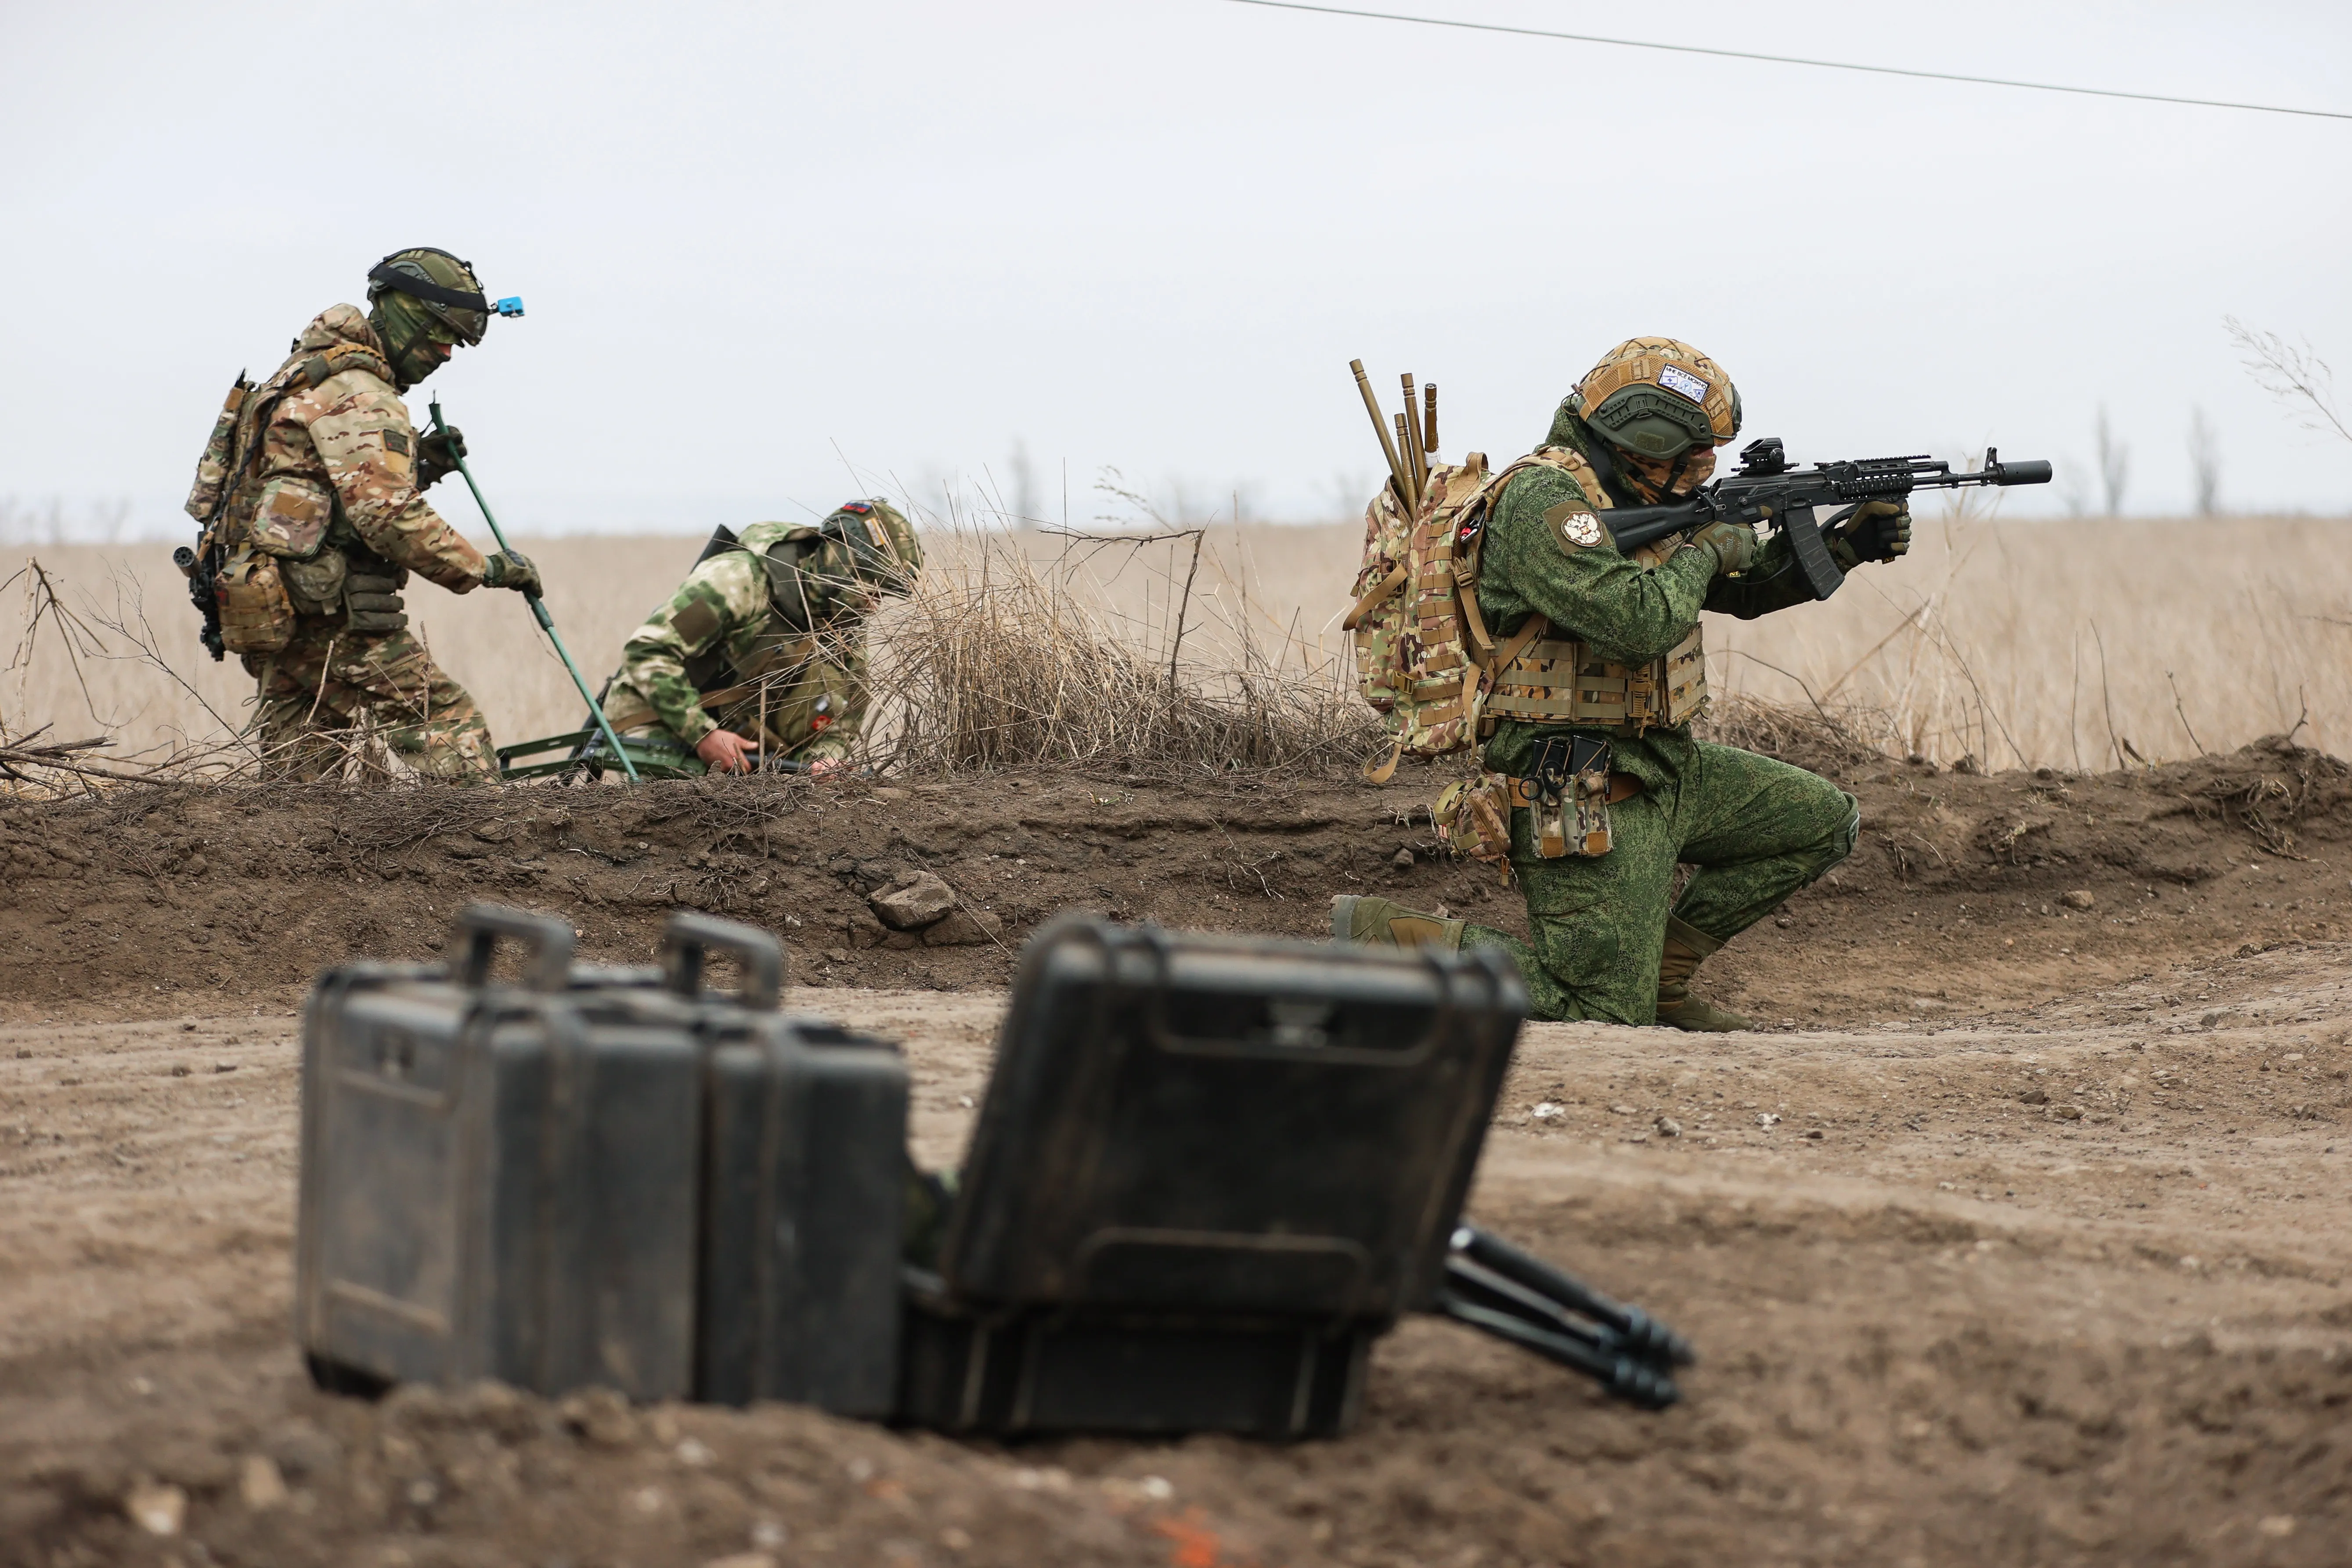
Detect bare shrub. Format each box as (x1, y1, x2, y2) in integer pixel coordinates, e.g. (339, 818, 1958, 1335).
(2227, 317, 2352, 446)
(864, 529, 1379, 777)
(1695, 691, 1887, 779)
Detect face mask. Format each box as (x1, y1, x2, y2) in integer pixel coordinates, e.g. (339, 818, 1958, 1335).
(369, 295, 453, 390)
(1622, 446, 1718, 502)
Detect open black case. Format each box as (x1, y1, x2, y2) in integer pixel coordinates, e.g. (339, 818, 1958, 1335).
(897, 915, 1524, 1437)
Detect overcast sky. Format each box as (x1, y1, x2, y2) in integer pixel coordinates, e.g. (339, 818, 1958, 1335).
(4, 0, 2348, 538)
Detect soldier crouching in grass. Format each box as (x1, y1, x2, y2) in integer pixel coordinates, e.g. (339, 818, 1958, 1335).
(599, 501, 921, 775)
(1337, 339, 1913, 1030)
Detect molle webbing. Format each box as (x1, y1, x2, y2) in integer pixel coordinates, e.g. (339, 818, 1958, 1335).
(1483, 626, 1706, 733)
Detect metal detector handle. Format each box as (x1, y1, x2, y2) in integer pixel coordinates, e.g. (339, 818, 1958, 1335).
(426, 393, 639, 783)
(1432, 1289, 1679, 1409)
(659, 912, 786, 1011)
(1452, 1225, 1695, 1366)
(455, 903, 576, 993)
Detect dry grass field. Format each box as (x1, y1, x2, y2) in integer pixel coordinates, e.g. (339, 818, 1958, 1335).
(5, 513, 2349, 775)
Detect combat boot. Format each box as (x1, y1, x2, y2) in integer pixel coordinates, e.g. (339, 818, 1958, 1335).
(1331, 894, 1466, 951)
(1654, 915, 1751, 1032)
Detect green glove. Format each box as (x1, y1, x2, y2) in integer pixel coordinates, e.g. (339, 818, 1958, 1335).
(1691, 520, 1757, 576)
(1829, 500, 1911, 567)
(481, 548, 541, 597)
(417, 425, 467, 490)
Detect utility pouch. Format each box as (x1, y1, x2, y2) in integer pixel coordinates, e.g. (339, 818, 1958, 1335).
(281, 547, 348, 615)
(249, 474, 334, 559)
(1521, 736, 1614, 859)
(215, 548, 295, 655)
(1433, 772, 1513, 876)
(184, 375, 252, 523)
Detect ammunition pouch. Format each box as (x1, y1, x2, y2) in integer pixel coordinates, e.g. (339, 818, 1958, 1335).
(343, 566, 409, 634)
(1516, 736, 1635, 859)
(1482, 625, 1706, 735)
(215, 547, 295, 656)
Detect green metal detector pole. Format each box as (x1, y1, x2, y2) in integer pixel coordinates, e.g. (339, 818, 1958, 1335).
(428, 395, 639, 782)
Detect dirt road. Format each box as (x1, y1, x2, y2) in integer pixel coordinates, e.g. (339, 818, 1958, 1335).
(4, 745, 2350, 1565)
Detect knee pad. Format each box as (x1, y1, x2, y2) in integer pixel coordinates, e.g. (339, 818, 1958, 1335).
(1831, 792, 1861, 863)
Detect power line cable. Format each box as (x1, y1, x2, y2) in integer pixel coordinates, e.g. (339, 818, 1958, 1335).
(1220, 0, 2352, 122)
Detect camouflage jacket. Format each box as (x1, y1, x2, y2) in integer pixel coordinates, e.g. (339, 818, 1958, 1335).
(1476, 415, 1820, 781)
(184, 306, 486, 591)
(605, 523, 879, 764)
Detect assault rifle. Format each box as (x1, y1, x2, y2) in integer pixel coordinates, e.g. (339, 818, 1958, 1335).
(173, 541, 226, 661)
(1600, 437, 2052, 600)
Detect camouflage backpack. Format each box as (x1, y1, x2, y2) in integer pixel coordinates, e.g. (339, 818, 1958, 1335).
(1345, 446, 1613, 782)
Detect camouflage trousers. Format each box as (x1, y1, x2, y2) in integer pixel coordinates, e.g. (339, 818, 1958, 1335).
(245, 619, 496, 782)
(1463, 741, 1858, 1024)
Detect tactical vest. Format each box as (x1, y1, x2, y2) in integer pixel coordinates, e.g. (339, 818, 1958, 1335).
(1477, 446, 1709, 737)
(187, 338, 408, 648)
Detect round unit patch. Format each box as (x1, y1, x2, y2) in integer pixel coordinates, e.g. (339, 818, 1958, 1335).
(1556, 508, 1605, 549)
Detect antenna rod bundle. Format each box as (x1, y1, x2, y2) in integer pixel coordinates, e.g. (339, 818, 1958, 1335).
(1351, 359, 1414, 511)
(1349, 359, 1441, 515)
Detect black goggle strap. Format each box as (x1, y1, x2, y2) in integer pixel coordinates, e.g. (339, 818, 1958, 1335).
(368, 263, 488, 315)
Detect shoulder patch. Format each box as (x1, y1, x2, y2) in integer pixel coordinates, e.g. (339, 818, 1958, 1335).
(383, 429, 410, 455)
(1544, 500, 1609, 550)
(673, 599, 722, 647)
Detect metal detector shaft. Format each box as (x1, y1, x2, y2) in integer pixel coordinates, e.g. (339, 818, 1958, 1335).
(428, 395, 639, 782)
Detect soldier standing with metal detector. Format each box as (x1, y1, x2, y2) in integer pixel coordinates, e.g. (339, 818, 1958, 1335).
(178, 248, 546, 780)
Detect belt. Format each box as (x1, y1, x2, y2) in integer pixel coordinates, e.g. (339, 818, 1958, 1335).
(1506, 772, 1645, 809)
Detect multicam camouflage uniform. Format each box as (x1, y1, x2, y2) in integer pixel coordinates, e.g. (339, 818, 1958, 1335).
(602, 503, 920, 768)
(186, 305, 496, 779)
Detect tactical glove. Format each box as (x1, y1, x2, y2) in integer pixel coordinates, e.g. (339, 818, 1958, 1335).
(1829, 500, 1911, 567)
(481, 549, 541, 597)
(1691, 519, 1757, 576)
(417, 425, 467, 489)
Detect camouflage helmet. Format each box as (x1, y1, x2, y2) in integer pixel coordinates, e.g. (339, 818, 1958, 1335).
(365, 247, 493, 347)
(1568, 338, 1742, 461)
(818, 498, 921, 597)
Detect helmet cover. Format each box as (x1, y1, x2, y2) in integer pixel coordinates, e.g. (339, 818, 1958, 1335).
(816, 499, 922, 597)
(1569, 338, 1742, 461)
(366, 247, 491, 346)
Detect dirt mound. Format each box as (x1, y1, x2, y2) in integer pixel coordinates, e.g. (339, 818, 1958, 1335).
(4, 740, 2348, 1022)
(6, 743, 2352, 1566)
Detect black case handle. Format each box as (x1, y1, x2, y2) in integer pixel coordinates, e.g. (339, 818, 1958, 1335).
(454, 903, 576, 993)
(660, 912, 786, 1011)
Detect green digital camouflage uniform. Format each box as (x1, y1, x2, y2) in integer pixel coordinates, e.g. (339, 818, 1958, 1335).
(602, 502, 919, 768)
(1458, 405, 1860, 1024)
(188, 304, 499, 780)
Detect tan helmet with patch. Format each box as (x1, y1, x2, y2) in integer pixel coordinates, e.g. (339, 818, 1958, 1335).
(1568, 338, 1742, 461)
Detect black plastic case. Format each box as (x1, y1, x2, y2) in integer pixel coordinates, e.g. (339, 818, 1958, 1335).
(905, 916, 1525, 1436)
(698, 1016, 908, 1414)
(294, 908, 705, 1400)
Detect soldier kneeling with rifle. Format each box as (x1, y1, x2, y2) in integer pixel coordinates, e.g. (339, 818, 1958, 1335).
(1336, 338, 2046, 1031)
(596, 501, 921, 777)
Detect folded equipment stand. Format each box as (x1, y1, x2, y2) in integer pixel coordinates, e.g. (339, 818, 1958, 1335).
(1437, 1224, 1693, 1409)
